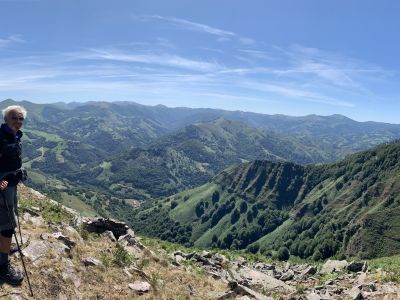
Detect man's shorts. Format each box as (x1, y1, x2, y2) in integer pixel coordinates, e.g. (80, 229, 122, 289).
(0, 186, 17, 231)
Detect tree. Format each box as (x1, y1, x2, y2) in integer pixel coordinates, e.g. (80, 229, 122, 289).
(231, 209, 240, 224)
(240, 201, 248, 213)
(247, 243, 260, 254)
(277, 247, 290, 261)
(212, 191, 220, 204)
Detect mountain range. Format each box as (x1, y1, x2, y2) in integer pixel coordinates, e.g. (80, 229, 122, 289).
(3, 99, 400, 227)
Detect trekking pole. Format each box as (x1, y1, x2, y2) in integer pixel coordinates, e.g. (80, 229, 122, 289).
(16, 208, 24, 246)
(1, 192, 34, 297)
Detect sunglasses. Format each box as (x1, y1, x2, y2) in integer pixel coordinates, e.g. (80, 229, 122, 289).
(11, 116, 25, 121)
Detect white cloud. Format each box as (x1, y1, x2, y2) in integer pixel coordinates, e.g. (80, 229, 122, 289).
(74, 48, 220, 72)
(138, 14, 236, 38)
(239, 37, 255, 45)
(1, 42, 392, 111)
(240, 80, 355, 107)
(274, 45, 386, 93)
(134, 14, 256, 45)
(0, 35, 25, 48)
(196, 92, 276, 104)
(239, 49, 273, 60)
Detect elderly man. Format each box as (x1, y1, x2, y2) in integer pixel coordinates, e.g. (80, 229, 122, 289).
(0, 105, 26, 285)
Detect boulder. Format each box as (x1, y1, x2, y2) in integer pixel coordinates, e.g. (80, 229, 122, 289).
(358, 283, 376, 292)
(213, 253, 229, 265)
(347, 261, 368, 273)
(237, 266, 295, 292)
(301, 266, 317, 277)
(229, 281, 273, 300)
(83, 217, 129, 239)
(22, 240, 51, 261)
(62, 257, 81, 289)
(207, 291, 237, 299)
(320, 260, 348, 273)
(52, 232, 76, 248)
(118, 233, 145, 254)
(280, 269, 295, 281)
(349, 287, 364, 300)
(64, 225, 84, 242)
(82, 257, 102, 267)
(101, 230, 117, 242)
(128, 281, 151, 293)
(306, 292, 322, 300)
(175, 255, 185, 263)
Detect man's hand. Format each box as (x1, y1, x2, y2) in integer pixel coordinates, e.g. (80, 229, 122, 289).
(0, 180, 8, 190)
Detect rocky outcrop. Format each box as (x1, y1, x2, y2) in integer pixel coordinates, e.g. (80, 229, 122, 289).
(83, 217, 129, 239)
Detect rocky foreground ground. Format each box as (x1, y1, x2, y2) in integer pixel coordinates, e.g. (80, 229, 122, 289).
(0, 185, 399, 299)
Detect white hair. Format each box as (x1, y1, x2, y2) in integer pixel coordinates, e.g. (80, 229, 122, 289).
(2, 105, 27, 121)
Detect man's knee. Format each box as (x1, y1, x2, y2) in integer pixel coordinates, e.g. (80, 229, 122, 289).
(0, 229, 14, 238)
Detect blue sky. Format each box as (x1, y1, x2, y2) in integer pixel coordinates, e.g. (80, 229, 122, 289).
(0, 0, 399, 122)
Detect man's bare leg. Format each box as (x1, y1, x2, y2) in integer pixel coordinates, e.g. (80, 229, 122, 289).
(0, 235, 11, 254)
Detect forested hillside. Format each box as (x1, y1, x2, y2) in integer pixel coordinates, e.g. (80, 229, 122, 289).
(130, 141, 400, 260)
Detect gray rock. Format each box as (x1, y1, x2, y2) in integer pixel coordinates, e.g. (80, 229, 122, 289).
(58, 293, 68, 300)
(64, 225, 84, 242)
(25, 206, 40, 216)
(62, 258, 81, 289)
(118, 233, 145, 254)
(175, 254, 185, 263)
(280, 269, 295, 281)
(208, 291, 237, 299)
(349, 287, 364, 300)
(213, 253, 229, 264)
(128, 281, 151, 293)
(52, 232, 76, 248)
(206, 270, 222, 280)
(357, 272, 367, 284)
(52, 242, 70, 258)
(192, 253, 215, 266)
(23, 212, 45, 227)
(186, 251, 197, 259)
(301, 266, 317, 277)
(237, 296, 252, 300)
(123, 268, 133, 279)
(82, 257, 102, 267)
(201, 250, 212, 258)
(306, 292, 322, 300)
(22, 240, 51, 261)
(236, 266, 294, 292)
(83, 217, 129, 239)
(320, 260, 348, 273)
(101, 230, 117, 242)
(358, 283, 376, 292)
(229, 281, 272, 300)
(347, 261, 368, 273)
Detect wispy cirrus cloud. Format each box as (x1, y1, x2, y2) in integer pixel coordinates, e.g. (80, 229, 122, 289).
(73, 48, 221, 72)
(0, 41, 392, 113)
(134, 14, 255, 45)
(272, 45, 387, 93)
(240, 80, 355, 107)
(0, 35, 25, 48)
(140, 14, 236, 38)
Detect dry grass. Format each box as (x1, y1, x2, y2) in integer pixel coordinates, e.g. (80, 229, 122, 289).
(0, 185, 228, 299)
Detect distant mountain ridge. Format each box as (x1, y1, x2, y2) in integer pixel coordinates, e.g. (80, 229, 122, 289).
(3, 98, 400, 206)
